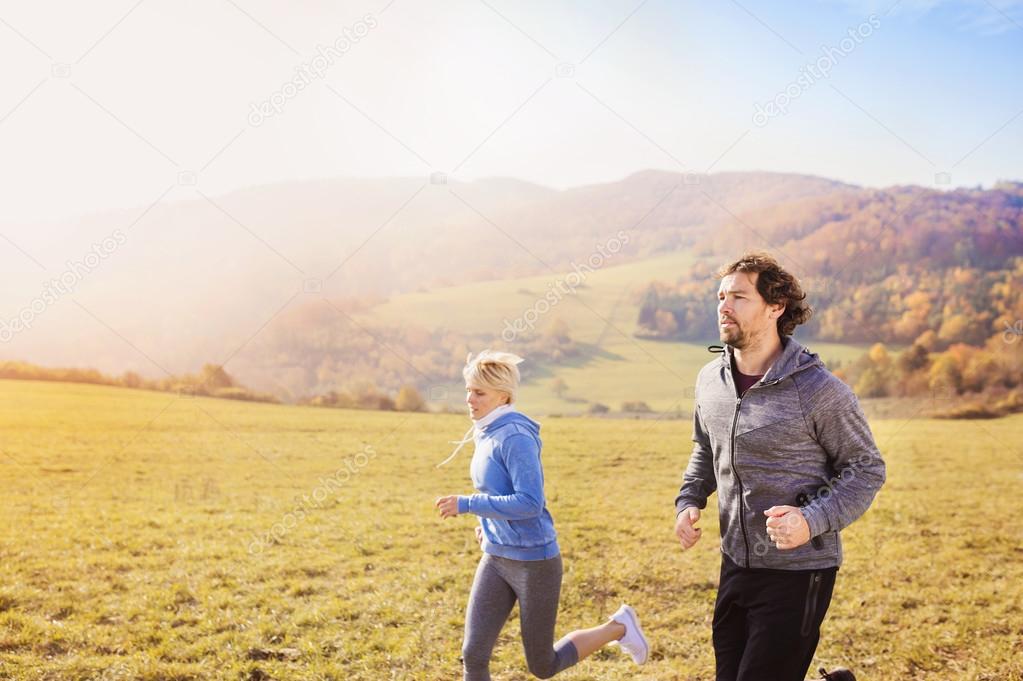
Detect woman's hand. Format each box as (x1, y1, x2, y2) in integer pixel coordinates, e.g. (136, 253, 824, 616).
(435, 495, 460, 519)
(474, 525, 483, 545)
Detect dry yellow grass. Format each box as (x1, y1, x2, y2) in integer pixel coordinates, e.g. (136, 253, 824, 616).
(0, 379, 1020, 680)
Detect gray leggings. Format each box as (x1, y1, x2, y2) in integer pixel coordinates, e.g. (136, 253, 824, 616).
(461, 553, 579, 680)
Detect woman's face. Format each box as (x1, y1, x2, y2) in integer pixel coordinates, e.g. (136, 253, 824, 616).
(466, 383, 509, 421)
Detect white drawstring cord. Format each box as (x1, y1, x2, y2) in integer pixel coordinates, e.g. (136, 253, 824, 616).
(436, 424, 474, 468)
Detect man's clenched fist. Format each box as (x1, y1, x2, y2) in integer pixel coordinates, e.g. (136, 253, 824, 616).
(764, 505, 811, 550)
(675, 506, 702, 550)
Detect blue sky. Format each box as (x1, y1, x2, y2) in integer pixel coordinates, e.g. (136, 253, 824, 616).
(577, 0, 1023, 189)
(0, 0, 1020, 222)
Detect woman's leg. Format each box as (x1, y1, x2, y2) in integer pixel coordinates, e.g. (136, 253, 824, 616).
(462, 554, 517, 681)
(505, 554, 635, 678)
(508, 554, 579, 679)
(560, 618, 626, 659)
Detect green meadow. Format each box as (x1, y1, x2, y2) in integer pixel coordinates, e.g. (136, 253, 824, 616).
(357, 251, 871, 415)
(1, 379, 1020, 680)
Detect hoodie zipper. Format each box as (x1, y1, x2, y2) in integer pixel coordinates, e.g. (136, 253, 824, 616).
(724, 344, 823, 568)
(730, 376, 786, 567)
(728, 392, 752, 567)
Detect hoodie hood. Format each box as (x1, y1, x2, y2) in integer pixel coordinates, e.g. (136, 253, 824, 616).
(436, 407, 540, 469)
(483, 410, 541, 437)
(721, 336, 824, 385)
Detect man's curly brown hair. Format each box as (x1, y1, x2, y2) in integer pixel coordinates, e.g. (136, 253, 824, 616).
(717, 252, 812, 337)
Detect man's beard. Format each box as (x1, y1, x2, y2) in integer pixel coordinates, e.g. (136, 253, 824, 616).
(720, 323, 749, 349)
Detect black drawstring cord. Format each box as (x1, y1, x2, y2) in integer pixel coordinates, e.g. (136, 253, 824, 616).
(707, 344, 725, 354)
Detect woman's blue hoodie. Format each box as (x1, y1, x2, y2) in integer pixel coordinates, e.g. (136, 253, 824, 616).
(456, 411, 560, 561)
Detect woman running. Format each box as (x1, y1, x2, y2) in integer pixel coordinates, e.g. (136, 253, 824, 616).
(435, 350, 649, 680)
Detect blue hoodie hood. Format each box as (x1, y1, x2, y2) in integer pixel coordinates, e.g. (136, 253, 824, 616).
(480, 410, 541, 439)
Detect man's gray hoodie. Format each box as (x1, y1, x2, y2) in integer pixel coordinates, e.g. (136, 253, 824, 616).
(675, 337, 886, 570)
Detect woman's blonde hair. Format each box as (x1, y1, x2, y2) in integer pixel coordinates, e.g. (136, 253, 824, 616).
(462, 349, 524, 404)
(436, 350, 525, 468)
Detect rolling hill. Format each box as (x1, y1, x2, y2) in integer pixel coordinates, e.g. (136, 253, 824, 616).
(3, 171, 1019, 414)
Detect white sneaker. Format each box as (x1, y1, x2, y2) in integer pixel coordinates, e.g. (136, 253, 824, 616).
(609, 603, 649, 665)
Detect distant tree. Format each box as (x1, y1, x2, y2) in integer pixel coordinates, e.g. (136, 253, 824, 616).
(199, 364, 234, 390)
(938, 314, 972, 346)
(551, 377, 568, 398)
(962, 354, 1000, 393)
(897, 343, 930, 375)
(637, 286, 660, 329)
(547, 318, 572, 342)
(655, 309, 679, 335)
(855, 368, 889, 398)
(915, 329, 939, 351)
(395, 385, 426, 412)
(928, 354, 962, 394)
(868, 343, 890, 366)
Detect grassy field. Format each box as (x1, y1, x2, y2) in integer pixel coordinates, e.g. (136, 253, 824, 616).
(1, 379, 1021, 680)
(356, 251, 872, 415)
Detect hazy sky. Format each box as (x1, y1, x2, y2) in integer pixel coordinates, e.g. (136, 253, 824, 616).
(1, 0, 1021, 223)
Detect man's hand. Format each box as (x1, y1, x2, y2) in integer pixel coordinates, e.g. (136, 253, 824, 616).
(474, 525, 483, 545)
(764, 506, 811, 550)
(435, 495, 460, 519)
(675, 507, 702, 550)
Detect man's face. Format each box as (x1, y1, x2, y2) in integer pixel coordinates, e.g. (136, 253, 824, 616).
(717, 271, 782, 349)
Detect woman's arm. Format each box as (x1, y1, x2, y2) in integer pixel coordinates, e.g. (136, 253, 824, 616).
(456, 433, 545, 520)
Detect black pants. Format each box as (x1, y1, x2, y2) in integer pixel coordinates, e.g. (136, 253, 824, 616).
(712, 554, 838, 681)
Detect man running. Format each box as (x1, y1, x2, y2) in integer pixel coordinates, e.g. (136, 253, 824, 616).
(674, 253, 886, 681)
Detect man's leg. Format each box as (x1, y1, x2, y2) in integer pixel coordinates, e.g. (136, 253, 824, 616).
(712, 554, 749, 681)
(736, 567, 838, 681)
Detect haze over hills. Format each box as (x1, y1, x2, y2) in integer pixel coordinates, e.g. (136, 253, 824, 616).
(1, 170, 1019, 411)
(0, 170, 844, 375)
